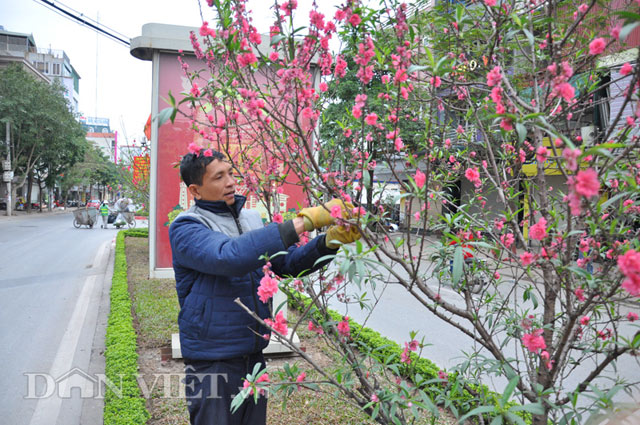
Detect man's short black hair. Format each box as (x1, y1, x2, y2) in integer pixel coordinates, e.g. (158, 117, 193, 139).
(180, 149, 226, 186)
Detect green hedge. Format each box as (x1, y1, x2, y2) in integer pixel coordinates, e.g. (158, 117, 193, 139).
(123, 228, 149, 238)
(103, 231, 150, 424)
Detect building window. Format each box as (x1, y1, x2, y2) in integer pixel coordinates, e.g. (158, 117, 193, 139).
(52, 63, 61, 75)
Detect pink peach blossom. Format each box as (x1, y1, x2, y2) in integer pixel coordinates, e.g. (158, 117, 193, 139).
(337, 317, 351, 337)
(529, 217, 548, 241)
(365, 113, 378, 126)
(589, 38, 606, 55)
(618, 249, 640, 297)
(414, 169, 426, 189)
(486, 66, 502, 87)
(522, 329, 546, 353)
(574, 168, 600, 198)
(536, 146, 549, 163)
(520, 252, 534, 266)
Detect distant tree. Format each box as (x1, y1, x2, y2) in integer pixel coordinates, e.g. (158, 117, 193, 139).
(0, 63, 87, 212)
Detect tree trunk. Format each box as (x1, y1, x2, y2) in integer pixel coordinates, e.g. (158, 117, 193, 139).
(532, 408, 549, 425)
(26, 171, 33, 213)
(38, 179, 43, 212)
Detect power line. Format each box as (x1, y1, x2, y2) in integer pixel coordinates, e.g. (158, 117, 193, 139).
(34, 0, 130, 47)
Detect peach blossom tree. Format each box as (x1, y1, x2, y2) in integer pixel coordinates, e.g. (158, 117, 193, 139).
(165, 0, 640, 423)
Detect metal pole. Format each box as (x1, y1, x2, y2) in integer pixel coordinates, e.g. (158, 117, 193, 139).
(5, 122, 12, 217)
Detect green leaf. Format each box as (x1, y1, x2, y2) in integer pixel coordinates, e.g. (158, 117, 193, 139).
(407, 64, 428, 74)
(504, 412, 526, 425)
(363, 169, 371, 188)
(600, 191, 629, 210)
(621, 22, 640, 42)
(270, 34, 285, 45)
(425, 48, 435, 68)
(456, 4, 464, 23)
(522, 28, 534, 46)
(490, 417, 503, 425)
(613, 11, 640, 22)
(500, 375, 519, 407)
(452, 246, 463, 284)
(434, 56, 450, 74)
(516, 123, 527, 143)
(509, 402, 545, 415)
(459, 405, 496, 422)
(155, 107, 174, 126)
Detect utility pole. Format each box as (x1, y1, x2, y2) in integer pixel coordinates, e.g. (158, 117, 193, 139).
(3, 122, 13, 217)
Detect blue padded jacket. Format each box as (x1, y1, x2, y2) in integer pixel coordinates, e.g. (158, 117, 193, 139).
(169, 195, 335, 361)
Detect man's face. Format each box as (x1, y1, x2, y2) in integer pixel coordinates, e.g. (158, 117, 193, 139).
(189, 159, 236, 205)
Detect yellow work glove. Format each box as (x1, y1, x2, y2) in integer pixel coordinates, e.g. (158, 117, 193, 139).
(325, 225, 361, 249)
(298, 198, 354, 231)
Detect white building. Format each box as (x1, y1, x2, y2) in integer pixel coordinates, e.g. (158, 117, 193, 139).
(0, 27, 80, 114)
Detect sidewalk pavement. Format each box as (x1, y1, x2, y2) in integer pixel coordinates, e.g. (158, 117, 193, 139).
(0, 207, 70, 221)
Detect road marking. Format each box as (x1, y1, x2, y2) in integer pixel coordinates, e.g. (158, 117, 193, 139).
(91, 240, 110, 269)
(28, 273, 98, 425)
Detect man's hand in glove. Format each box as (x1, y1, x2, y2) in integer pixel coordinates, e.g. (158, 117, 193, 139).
(325, 224, 362, 249)
(298, 198, 355, 231)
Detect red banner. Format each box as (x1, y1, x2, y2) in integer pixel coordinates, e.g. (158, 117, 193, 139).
(133, 154, 150, 187)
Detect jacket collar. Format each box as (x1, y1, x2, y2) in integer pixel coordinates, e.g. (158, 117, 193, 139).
(195, 195, 246, 216)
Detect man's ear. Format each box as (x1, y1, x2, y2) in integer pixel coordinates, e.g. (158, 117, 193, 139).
(188, 184, 201, 200)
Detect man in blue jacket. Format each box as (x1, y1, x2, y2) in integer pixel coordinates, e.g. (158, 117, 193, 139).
(169, 149, 360, 425)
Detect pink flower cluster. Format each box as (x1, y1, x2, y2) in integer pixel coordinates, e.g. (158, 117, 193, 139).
(264, 311, 288, 337)
(308, 320, 324, 335)
(486, 66, 502, 87)
(529, 217, 548, 241)
(618, 249, 640, 297)
(243, 373, 270, 396)
(562, 148, 581, 171)
(589, 37, 606, 55)
(401, 339, 419, 364)
(465, 167, 481, 188)
(566, 168, 600, 216)
(355, 36, 376, 84)
(352, 93, 367, 119)
(337, 317, 350, 337)
(414, 169, 426, 189)
(522, 329, 546, 353)
(199, 21, 216, 37)
(520, 251, 534, 266)
(257, 266, 280, 303)
(548, 61, 576, 103)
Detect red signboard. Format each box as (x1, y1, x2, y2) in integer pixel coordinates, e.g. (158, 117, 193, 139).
(133, 154, 150, 186)
(154, 53, 307, 270)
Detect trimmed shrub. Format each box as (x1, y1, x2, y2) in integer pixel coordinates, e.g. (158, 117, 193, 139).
(103, 231, 150, 425)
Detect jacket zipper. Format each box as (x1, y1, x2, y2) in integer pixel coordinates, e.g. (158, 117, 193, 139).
(228, 205, 261, 353)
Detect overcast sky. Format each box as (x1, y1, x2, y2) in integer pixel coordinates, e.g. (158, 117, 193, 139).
(0, 0, 342, 147)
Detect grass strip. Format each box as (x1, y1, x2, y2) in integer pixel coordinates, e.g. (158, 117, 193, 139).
(103, 230, 150, 425)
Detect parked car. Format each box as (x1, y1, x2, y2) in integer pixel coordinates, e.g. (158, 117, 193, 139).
(0, 197, 7, 210)
(86, 199, 101, 208)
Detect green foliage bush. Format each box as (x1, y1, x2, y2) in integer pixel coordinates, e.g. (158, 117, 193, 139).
(103, 231, 150, 425)
(166, 207, 184, 226)
(123, 228, 149, 238)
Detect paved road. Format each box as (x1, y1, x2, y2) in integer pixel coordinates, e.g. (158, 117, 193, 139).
(0, 211, 118, 425)
(324, 244, 640, 413)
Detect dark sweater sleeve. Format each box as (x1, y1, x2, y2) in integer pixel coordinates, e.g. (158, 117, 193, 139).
(277, 220, 300, 248)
